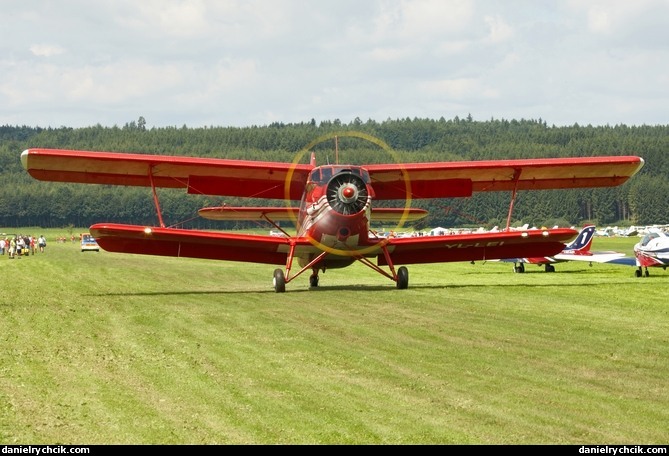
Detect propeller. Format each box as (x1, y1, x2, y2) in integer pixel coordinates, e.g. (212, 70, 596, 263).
(326, 172, 369, 215)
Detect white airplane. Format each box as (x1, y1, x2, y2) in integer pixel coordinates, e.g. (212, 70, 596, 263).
(502, 225, 635, 273)
(633, 228, 669, 277)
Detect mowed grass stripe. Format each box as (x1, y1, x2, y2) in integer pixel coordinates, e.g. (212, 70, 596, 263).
(1, 229, 667, 443)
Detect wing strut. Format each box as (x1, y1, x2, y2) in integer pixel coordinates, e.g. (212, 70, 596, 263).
(148, 165, 166, 228)
(504, 168, 522, 231)
(353, 245, 397, 281)
(283, 244, 330, 284)
(261, 213, 291, 238)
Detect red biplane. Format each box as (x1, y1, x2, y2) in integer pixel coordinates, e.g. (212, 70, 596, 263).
(20, 143, 644, 292)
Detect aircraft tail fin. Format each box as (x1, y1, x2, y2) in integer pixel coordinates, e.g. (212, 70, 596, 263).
(564, 225, 596, 252)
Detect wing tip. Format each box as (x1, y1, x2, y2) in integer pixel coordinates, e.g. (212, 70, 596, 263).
(20, 149, 31, 171)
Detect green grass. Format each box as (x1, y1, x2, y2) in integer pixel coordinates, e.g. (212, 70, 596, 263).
(1, 229, 667, 444)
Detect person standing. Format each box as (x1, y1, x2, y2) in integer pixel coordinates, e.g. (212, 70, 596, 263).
(38, 235, 46, 253)
(16, 236, 25, 258)
(9, 237, 16, 259)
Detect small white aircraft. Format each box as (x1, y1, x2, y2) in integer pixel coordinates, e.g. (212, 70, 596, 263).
(633, 229, 669, 277)
(502, 225, 635, 273)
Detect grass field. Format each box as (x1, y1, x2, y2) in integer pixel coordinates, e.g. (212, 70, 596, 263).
(1, 228, 668, 444)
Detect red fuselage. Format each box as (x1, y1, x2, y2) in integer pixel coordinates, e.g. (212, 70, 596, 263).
(296, 165, 375, 268)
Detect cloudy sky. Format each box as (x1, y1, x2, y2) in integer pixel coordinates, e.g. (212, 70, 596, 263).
(1, 0, 668, 129)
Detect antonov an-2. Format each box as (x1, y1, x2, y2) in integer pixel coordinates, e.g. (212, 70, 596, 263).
(21, 144, 644, 292)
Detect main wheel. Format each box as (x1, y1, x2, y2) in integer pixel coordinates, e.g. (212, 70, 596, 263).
(397, 266, 409, 289)
(273, 269, 286, 293)
(309, 274, 319, 288)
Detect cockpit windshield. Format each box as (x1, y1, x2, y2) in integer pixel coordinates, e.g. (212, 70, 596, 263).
(640, 231, 661, 247)
(309, 166, 370, 185)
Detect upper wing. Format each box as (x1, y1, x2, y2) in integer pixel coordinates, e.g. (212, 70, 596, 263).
(377, 228, 578, 265)
(365, 156, 645, 199)
(21, 148, 313, 200)
(22, 148, 644, 201)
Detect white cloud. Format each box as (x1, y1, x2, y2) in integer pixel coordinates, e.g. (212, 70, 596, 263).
(29, 44, 65, 57)
(396, 0, 475, 38)
(0, 0, 668, 128)
(483, 15, 514, 43)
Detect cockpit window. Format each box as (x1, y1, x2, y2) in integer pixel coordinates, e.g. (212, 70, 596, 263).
(309, 166, 370, 184)
(313, 167, 332, 184)
(641, 232, 659, 247)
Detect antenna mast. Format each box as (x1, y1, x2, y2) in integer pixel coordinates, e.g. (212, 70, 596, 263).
(335, 135, 339, 164)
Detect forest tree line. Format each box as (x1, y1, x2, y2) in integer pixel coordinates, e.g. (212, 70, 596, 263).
(1, 116, 668, 230)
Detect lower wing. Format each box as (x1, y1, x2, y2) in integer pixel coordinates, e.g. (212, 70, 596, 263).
(198, 206, 428, 223)
(90, 224, 577, 268)
(378, 228, 577, 265)
(89, 223, 318, 265)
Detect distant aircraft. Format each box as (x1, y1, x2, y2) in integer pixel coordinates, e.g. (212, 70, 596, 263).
(20, 142, 644, 292)
(500, 224, 636, 273)
(633, 228, 669, 277)
(596, 226, 639, 237)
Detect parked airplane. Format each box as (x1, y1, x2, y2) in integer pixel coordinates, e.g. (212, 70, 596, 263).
(502, 225, 635, 273)
(596, 225, 639, 237)
(20, 144, 644, 292)
(633, 228, 669, 277)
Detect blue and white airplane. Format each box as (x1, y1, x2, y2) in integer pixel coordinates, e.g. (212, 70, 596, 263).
(503, 225, 635, 273)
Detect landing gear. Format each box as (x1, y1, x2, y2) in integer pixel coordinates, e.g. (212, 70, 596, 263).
(396, 266, 409, 289)
(270, 240, 413, 291)
(545, 264, 555, 273)
(635, 267, 649, 278)
(273, 268, 286, 293)
(514, 263, 525, 273)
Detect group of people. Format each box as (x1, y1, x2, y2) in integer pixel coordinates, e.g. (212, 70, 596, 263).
(0, 234, 47, 259)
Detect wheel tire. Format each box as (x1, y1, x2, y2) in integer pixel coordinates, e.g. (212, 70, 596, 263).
(396, 266, 409, 289)
(309, 275, 319, 288)
(273, 269, 286, 293)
